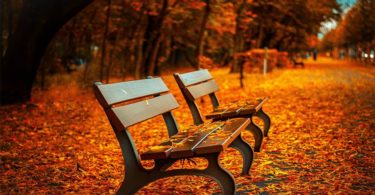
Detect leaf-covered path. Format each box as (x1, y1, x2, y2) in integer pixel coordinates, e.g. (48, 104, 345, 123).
(1, 58, 374, 194)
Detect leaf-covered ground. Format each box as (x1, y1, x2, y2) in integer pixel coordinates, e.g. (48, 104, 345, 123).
(1, 58, 374, 194)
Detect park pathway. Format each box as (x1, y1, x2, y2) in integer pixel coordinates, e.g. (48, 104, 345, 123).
(226, 58, 375, 193)
(0, 58, 374, 194)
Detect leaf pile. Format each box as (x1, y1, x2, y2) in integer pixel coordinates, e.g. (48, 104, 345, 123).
(1, 58, 374, 194)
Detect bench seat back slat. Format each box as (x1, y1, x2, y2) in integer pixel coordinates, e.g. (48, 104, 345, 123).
(178, 69, 213, 87)
(111, 93, 179, 128)
(95, 78, 169, 107)
(186, 79, 219, 100)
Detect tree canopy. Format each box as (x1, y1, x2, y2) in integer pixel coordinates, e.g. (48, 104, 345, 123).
(1, 0, 342, 104)
(321, 0, 375, 50)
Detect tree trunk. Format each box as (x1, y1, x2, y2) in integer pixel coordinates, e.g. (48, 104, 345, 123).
(230, 0, 246, 73)
(147, 34, 163, 76)
(134, 28, 145, 79)
(1, 0, 94, 105)
(6, 0, 14, 42)
(132, 2, 148, 79)
(0, 0, 4, 66)
(256, 25, 265, 48)
(239, 57, 244, 88)
(106, 49, 114, 83)
(141, 0, 168, 77)
(194, 0, 211, 69)
(100, 0, 111, 82)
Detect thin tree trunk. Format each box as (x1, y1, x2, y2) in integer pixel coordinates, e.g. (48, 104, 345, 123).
(0, 0, 4, 64)
(40, 62, 46, 90)
(106, 28, 119, 83)
(100, 0, 111, 82)
(8, 0, 13, 41)
(82, 9, 97, 81)
(63, 17, 78, 72)
(67, 18, 77, 52)
(194, 0, 211, 69)
(134, 28, 144, 79)
(147, 34, 163, 76)
(257, 25, 265, 48)
(106, 49, 114, 83)
(230, 0, 246, 73)
(83, 60, 91, 81)
(141, 0, 168, 77)
(239, 57, 244, 88)
(132, 1, 148, 79)
(78, 7, 98, 44)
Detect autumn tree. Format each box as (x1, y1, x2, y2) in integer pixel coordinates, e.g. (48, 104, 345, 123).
(337, 0, 375, 48)
(248, 0, 340, 51)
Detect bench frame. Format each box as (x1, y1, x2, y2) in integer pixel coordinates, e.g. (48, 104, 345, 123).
(93, 78, 253, 194)
(174, 69, 271, 152)
(291, 58, 305, 68)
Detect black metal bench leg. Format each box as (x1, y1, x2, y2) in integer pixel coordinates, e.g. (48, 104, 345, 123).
(254, 108, 271, 137)
(229, 136, 254, 175)
(117, 176, 147, 195)
(204, 153, 236, 195)
(246, 116, 263, 152)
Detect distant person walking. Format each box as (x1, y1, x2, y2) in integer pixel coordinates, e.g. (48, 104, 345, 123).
(313, 49, 317, 61)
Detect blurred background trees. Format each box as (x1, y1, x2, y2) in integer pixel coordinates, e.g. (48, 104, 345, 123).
(320, 0, 375, 61)
(1, 0, 348, 104)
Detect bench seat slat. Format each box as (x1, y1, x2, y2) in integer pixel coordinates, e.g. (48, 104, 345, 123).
(178, 69, 213, 86)
(141, 145, 173, 160)
(112, 93, 179, 128)
(206, 108, 241, 119)
(169, 122, 225, 158)
(141, 133, 190, 160)
(141, 119, 250, 160)
(96, 78, 169, 106)
(195, 118, 250, 154)
(206, 98, 268, 120)
(186, 79, 219, 100)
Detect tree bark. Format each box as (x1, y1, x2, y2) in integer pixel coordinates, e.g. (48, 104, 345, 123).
(0, 0, 4, 65)
(100, 0, 111, 82)
(230, 0, 246, 73)
(142, 0, 169, 77)
(133, 1, 148, 79)
(194, 0, 211, 69)
(1, 0, 94, 105)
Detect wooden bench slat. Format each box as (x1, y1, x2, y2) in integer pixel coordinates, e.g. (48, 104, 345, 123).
(178, 69, 213, 86)
(205, 98, 268, 120)
(141, 119, 250, 160)
(141, 132, 191, 160)
(186, 79, 219, 100)
(141, 144, 173, 160)
(206, 107, 241, 119)
(238, 98, 268, 115)
(112, 93, 179, 128)
(169, 122, 225, 158)
(96, 78, 169, 106)
(142, 122, 225, 159)
(195, 118, 250, 154)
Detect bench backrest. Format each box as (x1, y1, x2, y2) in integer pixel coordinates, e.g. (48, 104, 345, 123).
(94, 78, 179, 130)
(174, 69, 220, 125)
(174, 69, 219, 101)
